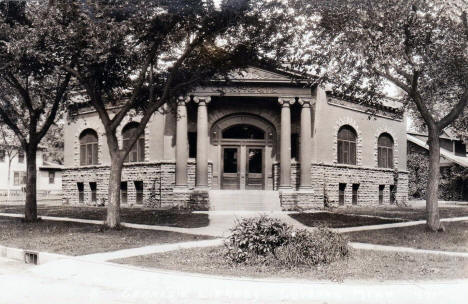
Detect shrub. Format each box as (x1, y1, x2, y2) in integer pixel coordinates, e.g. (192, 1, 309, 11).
(274, 227, 349, 268)
(224, 215, 292, 263)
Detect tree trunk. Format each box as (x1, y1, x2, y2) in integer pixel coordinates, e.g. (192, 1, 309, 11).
(106, 156, 123, 228)
(7, 158, 12, 200)
(24, 146, 38, 222)
(426, 128, 442, 231)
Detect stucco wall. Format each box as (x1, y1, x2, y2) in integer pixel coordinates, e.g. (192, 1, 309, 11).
(313, 88, 407, 171)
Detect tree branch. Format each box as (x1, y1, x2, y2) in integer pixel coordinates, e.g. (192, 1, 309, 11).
(437, 88, 468, 130)
(36, 72, 72, 141)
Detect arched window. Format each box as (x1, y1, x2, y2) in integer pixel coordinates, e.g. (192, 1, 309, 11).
(80, 129, 98, 165)
(378, 133, 394, 168)
(222, 124, 265, 140)
(122, 122, 145, 163)
(337, 125, 357, 165)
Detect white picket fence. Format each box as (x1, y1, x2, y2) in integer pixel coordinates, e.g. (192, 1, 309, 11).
(0, 189, 62, 202)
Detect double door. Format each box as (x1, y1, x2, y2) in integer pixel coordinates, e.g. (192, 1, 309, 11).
(221, 145, 264, 190)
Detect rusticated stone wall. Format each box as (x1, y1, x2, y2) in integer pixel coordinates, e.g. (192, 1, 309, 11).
(62, 161, 212, 208)
(275, 163, 409, 210)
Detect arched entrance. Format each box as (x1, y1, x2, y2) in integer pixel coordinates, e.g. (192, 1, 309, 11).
(211, 114, 276, 190)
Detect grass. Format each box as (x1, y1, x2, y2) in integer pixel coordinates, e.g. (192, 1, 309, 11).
(345, 220, 468, 252)
(113, 246, 468, 281)
(0, 216, 212, 256)
(289, 212, 404, 228)
(0, 205, 208, 228)
(333, 205, 468, 221)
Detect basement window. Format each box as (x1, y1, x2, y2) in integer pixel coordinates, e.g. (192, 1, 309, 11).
(134, 181, 143, 205)
(339, 183, 346, 205)
(121, 182, 128, 204)
(90, 182, 97, 203)
(379, 185, 385, 205)
(352, 184, 359, 205)
(77, 182, 84, 204)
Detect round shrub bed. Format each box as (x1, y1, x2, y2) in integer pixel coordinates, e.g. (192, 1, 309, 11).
(224, 216, 349, 267)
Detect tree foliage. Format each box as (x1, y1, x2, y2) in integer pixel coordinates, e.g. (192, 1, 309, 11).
(60, 0, 293, 227)
(292, 0, 468, 231)
(0, 1, 74, 221)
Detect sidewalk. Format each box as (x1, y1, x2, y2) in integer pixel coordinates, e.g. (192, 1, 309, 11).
(0, 257, 466, 304)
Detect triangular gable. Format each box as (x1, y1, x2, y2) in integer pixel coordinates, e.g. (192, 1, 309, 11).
(215, 66, 297, 83)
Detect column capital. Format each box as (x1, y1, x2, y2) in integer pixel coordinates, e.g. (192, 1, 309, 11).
(278, 97, 295, 107)
(298, 98, 314, 107)
(177, 96, 190, 106)
(193, 96, 211, 105)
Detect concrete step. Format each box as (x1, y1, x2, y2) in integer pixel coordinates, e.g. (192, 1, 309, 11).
(209, 190, 281, 211)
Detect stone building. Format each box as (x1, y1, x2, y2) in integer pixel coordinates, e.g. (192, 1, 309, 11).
(62, 67, 408, 210)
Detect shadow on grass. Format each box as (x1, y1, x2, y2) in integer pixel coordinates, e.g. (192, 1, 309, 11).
(0, 205, 209, 228)
(289, 212, 404, 228)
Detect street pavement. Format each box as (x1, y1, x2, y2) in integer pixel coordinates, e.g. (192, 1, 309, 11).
(0, 257, 467, 304)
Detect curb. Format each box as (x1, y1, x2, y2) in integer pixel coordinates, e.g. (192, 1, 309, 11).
(0, 244, 68, 265)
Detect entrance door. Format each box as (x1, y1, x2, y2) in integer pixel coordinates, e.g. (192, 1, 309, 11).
(246, 147, 264, 190)
(221, 147, 240, 189)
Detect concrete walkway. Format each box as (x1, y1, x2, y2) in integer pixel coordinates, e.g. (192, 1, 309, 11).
(0, 257, 466, 304)
(335, 216, 468, 233)
(79, 239, 224, 262)
(2, 211, 468, 237)
(349, 242, 468, 258)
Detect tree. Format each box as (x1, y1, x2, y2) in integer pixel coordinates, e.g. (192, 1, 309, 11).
(0, 1, 74, 221)
(0, 124, 19, 199)
(292, 0, 468, 231)
(61, 0, 292, 228)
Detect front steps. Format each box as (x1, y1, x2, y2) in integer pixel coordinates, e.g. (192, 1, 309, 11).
(209, 190, 282, 211)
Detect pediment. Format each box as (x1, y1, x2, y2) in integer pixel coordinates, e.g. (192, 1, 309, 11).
(218, 67, 293, 82)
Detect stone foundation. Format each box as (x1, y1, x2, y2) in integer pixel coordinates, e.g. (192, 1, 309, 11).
(63, 161, 408, 210)
(276, 163, 409, 209)
(62, 161, 213, 208)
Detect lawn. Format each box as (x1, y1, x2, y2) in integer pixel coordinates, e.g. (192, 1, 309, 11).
(345, 220, 468, 253)
(0, 216, 212, 256)
(334, 206, 468, 221)
(0, 205, 208, 228)
(113, 246, 468, 281)
(289, 212, 404, 228)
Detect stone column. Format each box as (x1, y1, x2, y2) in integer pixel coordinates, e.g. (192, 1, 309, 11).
(194, 96, 211, 189)
(175, 96, 189, 189)
(299, 98, 313, 191)
(278, 98, 295, 190)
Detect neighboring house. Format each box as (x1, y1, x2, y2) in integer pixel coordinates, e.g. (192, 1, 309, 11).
(407, 131, 468, 201)
(407, 131, 468, 168)
(62, 67, 408, 209)
(0, 145, 63, 202)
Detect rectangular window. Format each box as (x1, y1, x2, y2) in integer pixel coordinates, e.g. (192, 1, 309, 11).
(134, 181, 143, 205)
(339, 183, 346, 205)
(77, 182, 84, 204)
(18, 150, 24, 163)
(379, 185, 385, 205)
(0, 149, 5, 162)
(120, 182, 128, 204)
(188, 132, 197, 158)
(49, 171, 55, 184)
(90, 182, 97, 203)
(14, 171, 26, 186)
(352, 184, 359, 205)
(390, 185, 396, 204)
